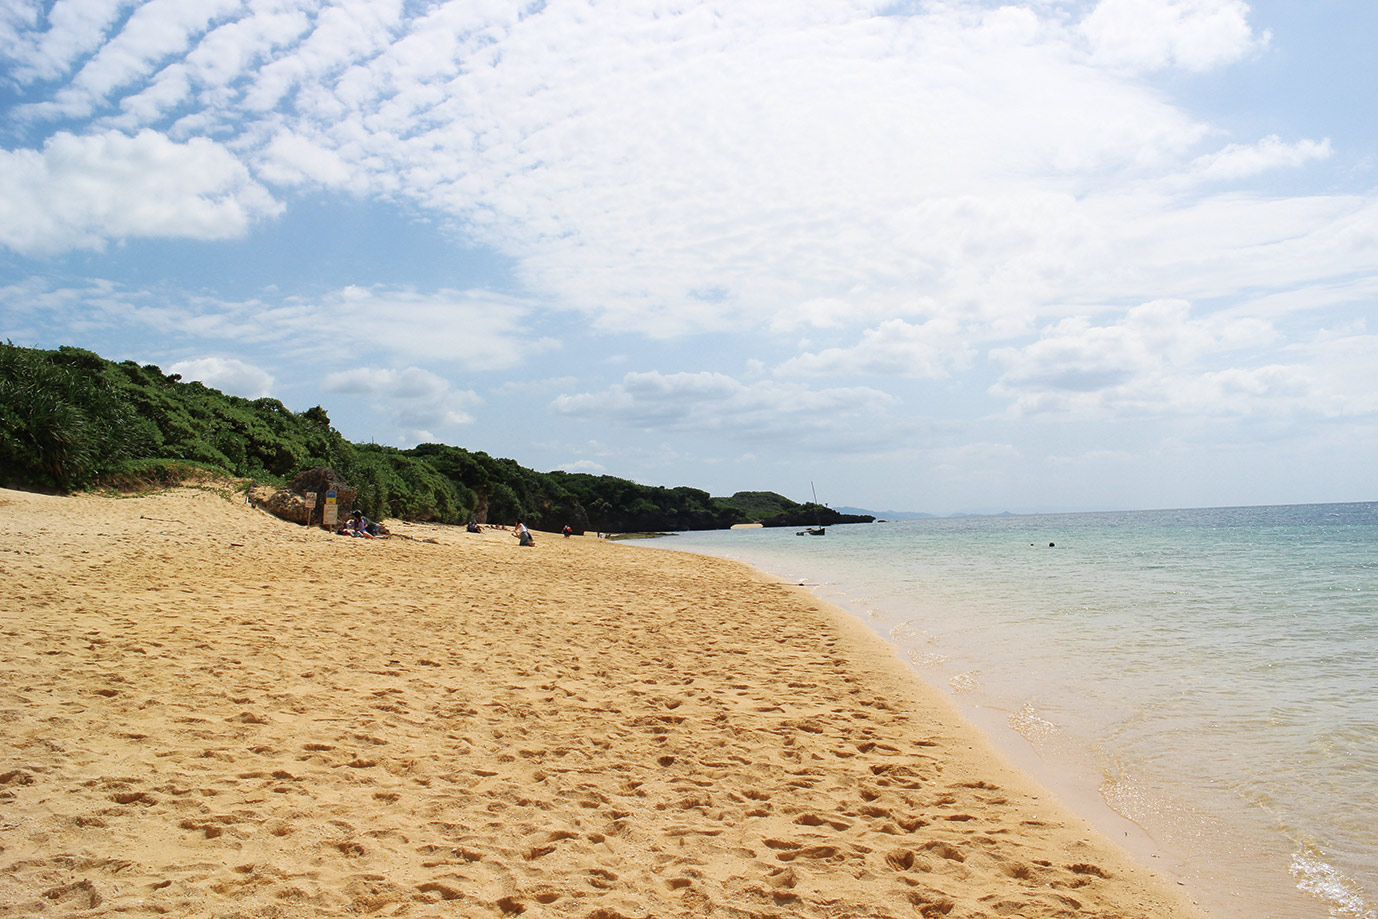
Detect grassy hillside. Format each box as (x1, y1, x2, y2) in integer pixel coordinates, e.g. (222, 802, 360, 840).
(0, 342, 852, 532)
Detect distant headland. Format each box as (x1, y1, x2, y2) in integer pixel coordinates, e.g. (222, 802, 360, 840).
(0, 342, 872, 534)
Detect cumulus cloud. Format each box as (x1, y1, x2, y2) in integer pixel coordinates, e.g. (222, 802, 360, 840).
(256, 130, 355, 187)
(1287, 329, 1378, 417)
(321, 365, 480, 445)
(495, 376, 579, 396)
(295, 286, 557, 370)
(0, 279, 555, 379)
(1186, 135, 1332, 184)
(200, 284, 552, 371)
(167, 356, 275, 398)
(555, 459, 607, 474)
(988, 299, 1292, 419)
(0, 129, 281, 254)
(1080, 0, 1266, 73)
(777, 318, 977, 379)
(552, 370, 898, 448)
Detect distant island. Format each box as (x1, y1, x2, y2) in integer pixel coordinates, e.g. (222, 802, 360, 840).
(0, 343, 873, 534)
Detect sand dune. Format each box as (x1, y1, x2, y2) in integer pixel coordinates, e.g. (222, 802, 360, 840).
(0, 486, 1209, 918)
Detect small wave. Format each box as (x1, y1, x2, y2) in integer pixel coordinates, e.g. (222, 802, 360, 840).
(949, 670, 981, 694)
(1009, 702, 1059, 745)
(1291, 847, 1377, 919)
(906, 648, 947, 667)
(890, 620, 929, 642)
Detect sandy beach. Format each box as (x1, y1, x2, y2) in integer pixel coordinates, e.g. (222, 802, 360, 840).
(0, 486, 1212, 918)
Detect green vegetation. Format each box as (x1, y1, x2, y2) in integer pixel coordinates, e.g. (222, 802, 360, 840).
(715, 490, 800, 521)
(1, 343, 873, 532)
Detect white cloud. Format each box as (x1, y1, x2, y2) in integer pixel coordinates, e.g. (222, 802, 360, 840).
(321, 365, 480, 445)
(1080, 0, 1266, 73)
(4, 1, 1360, 343)
(32, 0, 242, 120)
(187, 284, 552, 371)
(242, 0, 407, 113)
(777, 317, 977, 379)
(290, 286, 557, 370)
(439, 2, 1218, 334)
(115, 62, 191, 125)
(0, 279, 557, 379)
(929, 441, 1024, 475)
(495, 376, 579, 396)
(552, 370, 898, 448)
(1289, 328, 1378, 417)
(1187, 135, 1332, 184)
(555, 459, 607, 474)
(769, 298, 862, 333)
(1, 0, 124, 84)
(182, 5, 314, 92)
(256, 129, 355, 187)
(167, 356, 275, 398)
(0, 129, 281, 253)
(1045, 448, 1136, 468)
(986, 298, 1318, 420)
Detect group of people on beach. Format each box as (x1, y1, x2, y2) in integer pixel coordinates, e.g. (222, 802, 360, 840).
(509, 522, 577, 545)
(336, 509, 380, 538)
(338, 513, 567, 546)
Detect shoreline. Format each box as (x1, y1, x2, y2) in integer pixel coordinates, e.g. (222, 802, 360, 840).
(634, 537, 1229, 911)
(800, 579, 1207, 897)
(1, 486, 1212, 917)
(638, 525, 1341, 919)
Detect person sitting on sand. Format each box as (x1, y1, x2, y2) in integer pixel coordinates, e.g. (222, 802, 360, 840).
(514, 521, 535, 547)
(348, 509, 377, 538)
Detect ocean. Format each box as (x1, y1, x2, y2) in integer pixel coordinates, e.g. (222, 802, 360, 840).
(643, 502, 1378, 919)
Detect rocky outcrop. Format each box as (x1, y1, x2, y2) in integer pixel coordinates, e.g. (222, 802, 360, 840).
(760, 504, 875, 528)
(254, 487, 312, 525)
(251, 467, 359, 528)
(290, 467, 357, 522)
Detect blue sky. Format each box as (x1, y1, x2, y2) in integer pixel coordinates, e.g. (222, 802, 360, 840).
(2, 0, 1375, 514)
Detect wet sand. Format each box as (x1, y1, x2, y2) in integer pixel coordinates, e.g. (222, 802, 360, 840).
(0, 486, 1211, 918)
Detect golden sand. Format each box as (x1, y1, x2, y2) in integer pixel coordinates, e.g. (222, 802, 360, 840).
(0, 486, 1210, 918)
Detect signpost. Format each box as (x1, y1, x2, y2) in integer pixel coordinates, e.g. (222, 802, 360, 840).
(323, 489, 338, 528)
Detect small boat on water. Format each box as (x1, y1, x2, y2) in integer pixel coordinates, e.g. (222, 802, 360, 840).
(796, 483, 826, 536)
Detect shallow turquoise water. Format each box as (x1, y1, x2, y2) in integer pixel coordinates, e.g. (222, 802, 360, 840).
(648, 503, 1378, 919)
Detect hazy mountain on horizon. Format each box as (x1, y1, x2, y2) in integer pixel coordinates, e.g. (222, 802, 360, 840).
(838, 506, 1033, 519)
(835, 506, 938, 519)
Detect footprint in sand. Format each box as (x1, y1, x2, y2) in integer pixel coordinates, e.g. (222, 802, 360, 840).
(42, 880, 102, 910)
(416, 880, 464, 901)
(794, 812, 851, 830)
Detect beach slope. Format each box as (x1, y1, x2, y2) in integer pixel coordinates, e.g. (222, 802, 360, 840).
(0, 486, 1209, 918)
